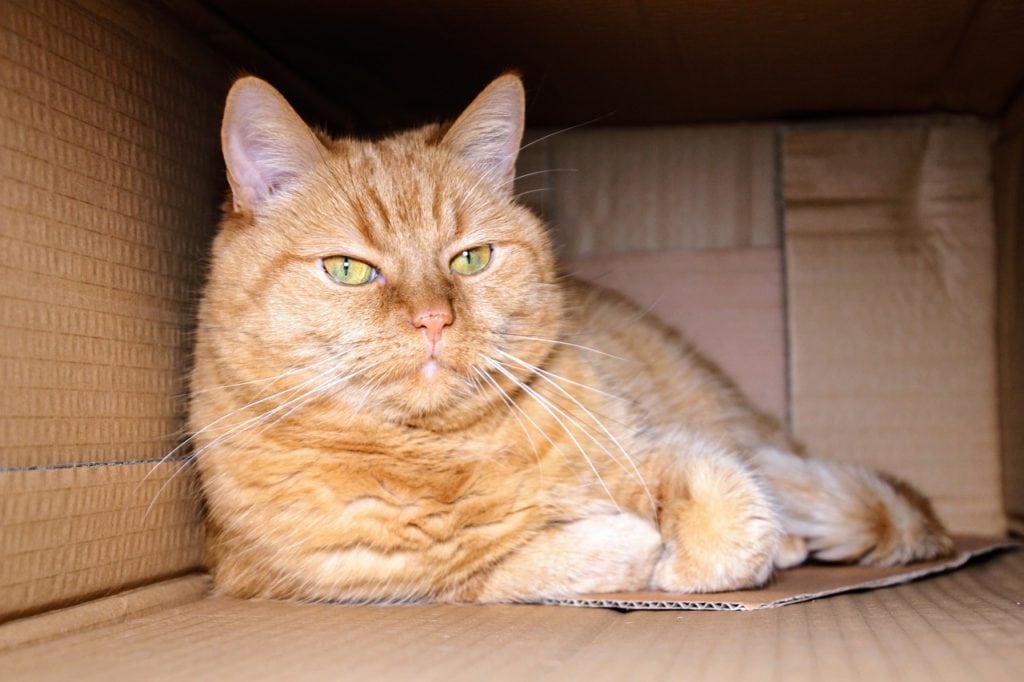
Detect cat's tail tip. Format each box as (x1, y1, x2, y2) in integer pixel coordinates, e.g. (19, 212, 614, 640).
(856, 472, 954, 567)
(755, 448, 955, 568)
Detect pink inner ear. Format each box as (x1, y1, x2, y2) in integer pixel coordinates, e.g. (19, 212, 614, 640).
(443, 75, 525, 190)
(221, 78, 324, 211)
(225, 127, 276, 208)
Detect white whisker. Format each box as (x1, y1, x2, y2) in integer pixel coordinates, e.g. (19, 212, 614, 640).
(492, 358, 629, 480)
(518, 115, 610, 152)
(499, 333, 632, 362)
(494, 350, 654, 508)
(138, 361, 341, 490)
(188, 354, 338, 397)
(473, 367, 544, 481)
(512, 186, 552, 200)
(509, 168, 577, 184)
(497, 348, 635, 406)
(485, 357, 619, 509)
(144, 360, 381, 517)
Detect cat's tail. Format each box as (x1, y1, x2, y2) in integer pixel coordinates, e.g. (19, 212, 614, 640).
(752, 447, 954, 568)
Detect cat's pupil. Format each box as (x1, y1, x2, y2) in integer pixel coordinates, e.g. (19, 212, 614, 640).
(342, 258, 350, 276)
(462, 251, 471, 263)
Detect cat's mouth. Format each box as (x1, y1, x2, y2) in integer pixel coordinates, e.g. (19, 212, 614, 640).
(421, 358, 442, 380)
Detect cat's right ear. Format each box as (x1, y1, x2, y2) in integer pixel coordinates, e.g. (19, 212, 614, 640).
(221, 77, 325, 213)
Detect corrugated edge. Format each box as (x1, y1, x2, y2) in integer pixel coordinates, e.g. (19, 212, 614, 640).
(0, 573, 211, 651)
(548, 597, 749, 611)
(544, 540, 1019, 611)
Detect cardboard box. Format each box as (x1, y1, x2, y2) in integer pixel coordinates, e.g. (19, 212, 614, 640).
(1, 0, 1022, 678)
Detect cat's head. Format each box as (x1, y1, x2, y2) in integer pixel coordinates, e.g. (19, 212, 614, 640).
(198, 74, 562, 429)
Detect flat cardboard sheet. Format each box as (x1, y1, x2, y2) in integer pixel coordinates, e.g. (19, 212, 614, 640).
(1, 546, 1020, 682)
(547, 536, 1013, 610)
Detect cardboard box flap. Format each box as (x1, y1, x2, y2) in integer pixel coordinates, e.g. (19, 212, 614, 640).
(547, 536, 1016, 611)
(168, 0, 1024, 132)
(783, 123, 1003, 535)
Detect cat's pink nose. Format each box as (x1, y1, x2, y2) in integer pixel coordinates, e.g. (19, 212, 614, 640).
(413, 304, 454, 345)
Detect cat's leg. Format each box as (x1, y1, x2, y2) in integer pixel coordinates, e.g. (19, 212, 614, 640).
(651, 436, 783, 593)
(752, 447, 953, 566)
(470, 512, 664, 602)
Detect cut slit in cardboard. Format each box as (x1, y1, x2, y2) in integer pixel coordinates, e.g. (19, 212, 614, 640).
(547, 536, 1017, 611)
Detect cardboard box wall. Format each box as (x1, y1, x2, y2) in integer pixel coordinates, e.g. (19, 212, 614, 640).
(0, 0, 1022, 664)
(0, 0, 224, 619)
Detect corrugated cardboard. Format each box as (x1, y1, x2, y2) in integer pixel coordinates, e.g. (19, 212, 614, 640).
(783, 124, 1003, 535)
(0, 461, 203, 621)
(0, 0, 226, 469)
(566, 248, 786, 420)
(0, 574, 210, 651)
(0, 548, 1020, 681)
(517, 126, 778, 257)
(0, 0, 222, 620)
(994, 99, 1024, 536)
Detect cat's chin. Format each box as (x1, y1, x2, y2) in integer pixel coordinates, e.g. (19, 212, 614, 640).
(378, 364, 495, 431)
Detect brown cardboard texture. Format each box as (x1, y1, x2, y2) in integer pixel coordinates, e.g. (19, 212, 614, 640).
(1, 549, 1021, 682)
(0, 462, 203, 621)
(0, 0, 220, 618)
(783, 123, 1003, 535)
(518, 126, 779, 256)
(2, 0, 1024, 678)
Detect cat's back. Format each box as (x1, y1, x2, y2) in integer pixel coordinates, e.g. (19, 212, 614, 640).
(556, 276, 785, 452)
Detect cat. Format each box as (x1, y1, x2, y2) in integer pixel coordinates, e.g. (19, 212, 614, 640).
(190, 73, 952, 603)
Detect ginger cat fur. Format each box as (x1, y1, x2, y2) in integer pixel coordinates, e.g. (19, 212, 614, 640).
(191, 74, 952, 604)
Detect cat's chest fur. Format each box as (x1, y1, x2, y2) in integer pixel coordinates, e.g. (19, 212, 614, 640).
(196, 411, 604, 600)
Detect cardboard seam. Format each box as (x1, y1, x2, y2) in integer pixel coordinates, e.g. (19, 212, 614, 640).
(0, 572, 211, 650)
(933, 0, 988, 108)
(0, 455, 190, 474)
(773, 124, 794, 431)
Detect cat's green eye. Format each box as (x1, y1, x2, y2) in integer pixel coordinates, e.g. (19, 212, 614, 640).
(322, 255, 378, 285)
(450, 244, 493, 276)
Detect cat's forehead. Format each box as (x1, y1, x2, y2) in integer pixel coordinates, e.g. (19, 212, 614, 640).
(299, 133, 501, 248)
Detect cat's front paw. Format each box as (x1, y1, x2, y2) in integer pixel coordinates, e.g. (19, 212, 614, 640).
(652, 449, 783, 593)
(471, 512, 665, 602)
(554, 513, 665, 594)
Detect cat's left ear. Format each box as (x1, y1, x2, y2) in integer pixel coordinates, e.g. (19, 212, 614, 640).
(442, 73, 525, 194)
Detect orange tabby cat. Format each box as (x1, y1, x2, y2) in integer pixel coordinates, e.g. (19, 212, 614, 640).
(191, 74, 952, 603)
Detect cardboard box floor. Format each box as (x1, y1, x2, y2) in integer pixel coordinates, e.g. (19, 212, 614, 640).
(0, 548, 1021, 682)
